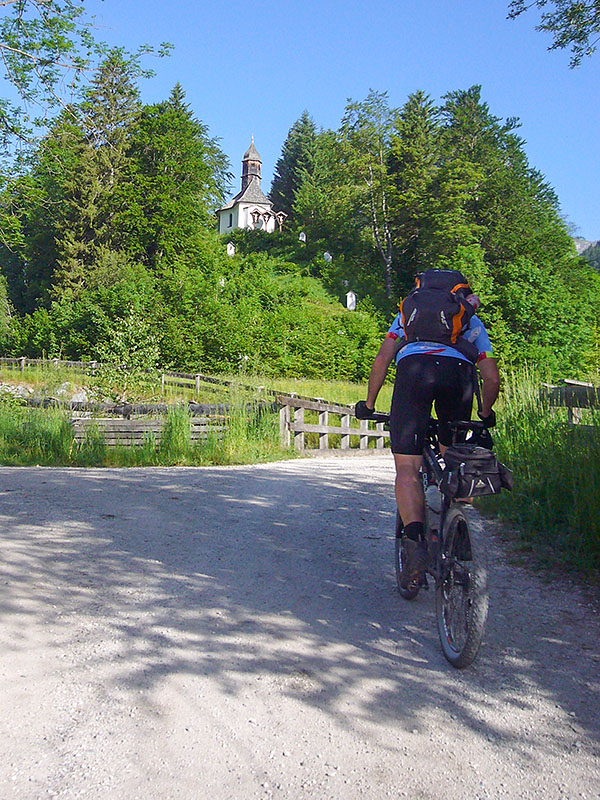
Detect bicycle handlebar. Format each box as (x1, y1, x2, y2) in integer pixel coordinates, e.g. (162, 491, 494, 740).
(370, 412, 390, 423)
(449, 420, 487, 431)
(353, 413, 490, 431)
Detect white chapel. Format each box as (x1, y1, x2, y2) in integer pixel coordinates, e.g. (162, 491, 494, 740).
(217, 139, 287, 234)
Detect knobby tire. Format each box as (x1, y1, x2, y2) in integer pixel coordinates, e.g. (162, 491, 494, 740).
(435, 506, 488, 668)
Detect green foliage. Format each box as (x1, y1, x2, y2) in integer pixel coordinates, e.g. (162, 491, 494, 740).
(0, 1, 170, 259)
(1, 71, 597, 383)
(158, 407, 192, 463)
(124, 84, 231, 271)
(508, 0, 600, 66)
(0, 399, 290, 467)
(0, 0, 93, 142)
(269, 110, 316, 221)
(339, 90, 398, 297)
(482, 369, 600, 574)
(389, 91, 440, 291)
(0, 405, 74, 465)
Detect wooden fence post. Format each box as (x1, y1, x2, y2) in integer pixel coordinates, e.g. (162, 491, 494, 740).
(294, 406, 305, 451)
(341, 414, 350, 450)
(359, 419, 369, 450)
(376, 421, 385, 449)
(319, 409, 329, 450)
(279, 405, 291, 448)
(19, 356, 26, 372)
(195, 374, 201, 396)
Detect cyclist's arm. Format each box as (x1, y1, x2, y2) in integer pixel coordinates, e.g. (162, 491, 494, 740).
(365, 336, 400, 409)
(477, 356, 500, 417)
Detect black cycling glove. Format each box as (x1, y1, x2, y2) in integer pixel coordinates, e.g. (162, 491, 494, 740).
(477, 409, 497, 428)
(354, 400, 375, 420)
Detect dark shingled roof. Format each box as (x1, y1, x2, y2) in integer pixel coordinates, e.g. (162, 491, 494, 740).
(243, 139, 261, 162)
(218, 177, 271, 211)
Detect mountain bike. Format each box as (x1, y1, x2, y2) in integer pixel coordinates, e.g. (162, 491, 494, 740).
(373, 414, 489, 669)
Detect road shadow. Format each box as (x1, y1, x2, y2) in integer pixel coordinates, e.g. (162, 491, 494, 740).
(0, 461, 598, 764)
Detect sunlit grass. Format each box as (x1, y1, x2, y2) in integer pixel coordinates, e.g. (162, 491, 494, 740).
(0, 403, 292, 467)
(480, 369, 600, 574)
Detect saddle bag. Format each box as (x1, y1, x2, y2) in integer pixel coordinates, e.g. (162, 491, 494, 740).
(440, 443, 513, 499)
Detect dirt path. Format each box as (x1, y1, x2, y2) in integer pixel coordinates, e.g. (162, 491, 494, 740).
(0, 457, 598, 800)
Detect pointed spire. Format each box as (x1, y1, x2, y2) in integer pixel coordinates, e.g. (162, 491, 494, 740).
(243, 137, 261, 163)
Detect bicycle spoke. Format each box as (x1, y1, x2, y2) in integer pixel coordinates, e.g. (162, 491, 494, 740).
(435, 508, 488, 668)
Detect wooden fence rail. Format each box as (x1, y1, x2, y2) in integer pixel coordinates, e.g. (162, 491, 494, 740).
(71, 417, 225, 446)
(540, 379, 600, 426)
(277, 395, 388, 452)
(0, 356, 100, 372)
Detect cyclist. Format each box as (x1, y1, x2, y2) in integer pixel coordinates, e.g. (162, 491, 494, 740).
(355, 271, 500, 590)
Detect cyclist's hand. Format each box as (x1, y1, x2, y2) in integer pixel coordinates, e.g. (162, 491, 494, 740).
(478, 409, 496, 428)
(355, 400, 375, 420)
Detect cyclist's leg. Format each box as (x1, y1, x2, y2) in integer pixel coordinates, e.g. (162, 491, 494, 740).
(389, 354, 437, 529)
(393, 453, 424, 527)
(389, 356, 436, 588)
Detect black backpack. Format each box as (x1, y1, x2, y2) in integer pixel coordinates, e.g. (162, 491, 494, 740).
(400, 269, 478, 362)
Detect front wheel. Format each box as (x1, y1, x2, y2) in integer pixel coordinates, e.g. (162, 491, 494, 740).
(435, 506, 488, 668)
(394, 512, 420, 600)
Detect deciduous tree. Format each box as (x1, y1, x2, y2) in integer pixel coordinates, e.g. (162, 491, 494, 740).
(508, 0, 600, 66)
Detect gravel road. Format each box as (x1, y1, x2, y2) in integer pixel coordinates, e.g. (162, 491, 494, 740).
(0, 457, 598, 800)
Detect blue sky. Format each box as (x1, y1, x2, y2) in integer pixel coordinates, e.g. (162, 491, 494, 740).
(83, 0, 598, 239)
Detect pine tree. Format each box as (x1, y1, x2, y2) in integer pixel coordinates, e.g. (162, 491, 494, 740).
(125, 83, 230, 271)
(389, 91, 439, 289)
(52, 50, 143, 296)
(269, 111, 316, 221)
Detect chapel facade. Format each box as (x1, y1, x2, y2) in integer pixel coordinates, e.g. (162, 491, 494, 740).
(217, 139, 287, 234)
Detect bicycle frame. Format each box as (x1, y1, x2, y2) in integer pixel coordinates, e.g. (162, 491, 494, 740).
(370, 410, 491, 667)
(372, 412, 487, 588)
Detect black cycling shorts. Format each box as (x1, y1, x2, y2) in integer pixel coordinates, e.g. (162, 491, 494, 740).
(389, 354, 475, 455)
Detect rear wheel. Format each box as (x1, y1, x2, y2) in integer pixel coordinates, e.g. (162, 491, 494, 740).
(394, 512, 420, 600)
(435, 506, 488, 668)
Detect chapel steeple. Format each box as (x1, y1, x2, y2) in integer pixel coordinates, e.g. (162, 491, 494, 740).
(216, 138, 287, 234)
(241, 136, 262, 191)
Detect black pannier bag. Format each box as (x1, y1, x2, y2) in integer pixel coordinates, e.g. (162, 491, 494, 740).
(440, 444, 514, 499)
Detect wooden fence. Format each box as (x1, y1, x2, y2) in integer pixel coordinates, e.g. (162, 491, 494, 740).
(0, 356, 100, 372)
(277, 395, 388, 452)
(71, 417, 225, 446)
(2, 356, 386, 453)
(540, 379, 600, 426)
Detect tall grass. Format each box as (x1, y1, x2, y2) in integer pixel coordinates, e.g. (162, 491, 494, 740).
(481, 370, 600, 574)
(0, 404, 74, 465)
(0, 403, 291, 467)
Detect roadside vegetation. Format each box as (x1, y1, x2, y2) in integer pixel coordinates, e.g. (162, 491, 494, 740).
(1, 363, 598, 575)
(0, 3, 598, 578)
(0, 398, 288, 468)
(481, 370, 600, 575)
